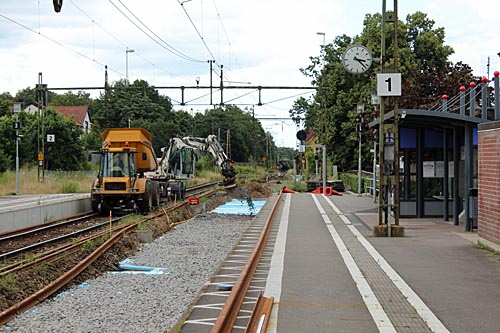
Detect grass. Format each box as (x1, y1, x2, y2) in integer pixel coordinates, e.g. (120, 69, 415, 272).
(0, 165, 282, 196)
(473, 241, 500, 256)
(0, 167, 96, 196)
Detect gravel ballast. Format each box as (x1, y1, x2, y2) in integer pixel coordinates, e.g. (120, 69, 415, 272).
(3, 213, 253, 333)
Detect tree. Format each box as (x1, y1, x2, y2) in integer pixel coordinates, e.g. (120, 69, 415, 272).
(0, 92, 14, 118)
(91, 79, 174, 129)
(50, 91, 92, 106)
(296, 11, 475, 171)
(43, 109, 86, 170)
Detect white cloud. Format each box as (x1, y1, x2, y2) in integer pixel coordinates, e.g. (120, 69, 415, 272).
(1, 0, 500, 147)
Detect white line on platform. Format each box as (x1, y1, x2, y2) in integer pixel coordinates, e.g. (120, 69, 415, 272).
(312, 194, 396, 333)
(264, 194, 291, 333)
(323, 197, 450, 333)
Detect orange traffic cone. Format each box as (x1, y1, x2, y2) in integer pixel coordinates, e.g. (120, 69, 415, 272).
(282, 186, 297, 194)
(331, 188, 342, 196)
(311, 186, 323, 194)
(324, 186, 333, 196)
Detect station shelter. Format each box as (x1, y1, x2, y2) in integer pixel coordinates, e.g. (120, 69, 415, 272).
(371, 76, 500, 232)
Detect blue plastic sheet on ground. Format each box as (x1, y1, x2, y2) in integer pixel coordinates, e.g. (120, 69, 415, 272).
(110, 258, 170, 275)
(210, 199, 265, 216)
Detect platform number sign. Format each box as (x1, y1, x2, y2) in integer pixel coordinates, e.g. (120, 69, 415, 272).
(47, 134, 55, 142)
(377, 73, 401, 96)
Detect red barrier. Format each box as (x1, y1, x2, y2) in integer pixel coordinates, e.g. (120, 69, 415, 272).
(188, 197, 200, 205)
(324, 186, 332, 196)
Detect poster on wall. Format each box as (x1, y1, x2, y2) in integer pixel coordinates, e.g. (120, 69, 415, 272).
(423, 161, 435, 178)
(435, 161, 444, 178)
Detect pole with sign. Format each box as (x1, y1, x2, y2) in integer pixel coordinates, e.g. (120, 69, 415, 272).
(13, 103, 21, 195)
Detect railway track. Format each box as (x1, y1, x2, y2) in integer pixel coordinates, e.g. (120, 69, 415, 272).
(0, 182, 217, 262)
(176, 190, 283, 333)
(0, 183, 220, 326)
(0, 181, 277, 332)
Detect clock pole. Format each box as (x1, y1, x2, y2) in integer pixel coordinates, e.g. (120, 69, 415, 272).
(374, 0, 403, 237)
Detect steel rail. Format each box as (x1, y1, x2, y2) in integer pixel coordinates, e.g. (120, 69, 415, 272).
(210, 190, 282, 333)
(0, 212, 96, 240)
(0, 223, 136, 325)
(0, 220, 134, 276)
(0, 214, 128, 262)
(0, 188, 219, 325)
(246, 292, 275, 333)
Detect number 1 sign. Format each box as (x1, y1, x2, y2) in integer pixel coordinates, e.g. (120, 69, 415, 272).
(377, 73, 401, 96)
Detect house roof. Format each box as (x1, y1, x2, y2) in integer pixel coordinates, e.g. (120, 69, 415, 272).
(52, 105, 89, 126)
(305, 129, 316, 143)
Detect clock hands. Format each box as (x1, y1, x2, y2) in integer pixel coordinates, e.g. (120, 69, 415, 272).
(353, 56, 368, 69)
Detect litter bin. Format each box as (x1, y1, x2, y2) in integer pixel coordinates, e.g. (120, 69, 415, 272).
(469, 188, 478, 230)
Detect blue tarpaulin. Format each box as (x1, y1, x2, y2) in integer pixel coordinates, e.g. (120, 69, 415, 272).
(211, 199, 265, 216)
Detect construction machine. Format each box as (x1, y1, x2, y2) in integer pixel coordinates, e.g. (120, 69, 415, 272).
(91, 128, 160, 215)
(148, 134, 237, 196)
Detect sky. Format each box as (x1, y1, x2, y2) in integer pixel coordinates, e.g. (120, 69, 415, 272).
(1, 0, 500, 148)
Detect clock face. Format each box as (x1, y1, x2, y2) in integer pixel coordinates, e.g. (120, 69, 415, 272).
(342, 45, 373, 74)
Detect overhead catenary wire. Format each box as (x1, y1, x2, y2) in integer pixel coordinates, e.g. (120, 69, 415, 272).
(0, 13, 124, 77)
(108, 0, 204, 63)
(176, 0, 220, 70)
(69, 0, 175, 78)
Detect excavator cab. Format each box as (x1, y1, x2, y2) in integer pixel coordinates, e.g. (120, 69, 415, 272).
(103, 152, 136, 178)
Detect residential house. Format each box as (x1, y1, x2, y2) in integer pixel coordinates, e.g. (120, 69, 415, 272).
(23, 103, 92, 134)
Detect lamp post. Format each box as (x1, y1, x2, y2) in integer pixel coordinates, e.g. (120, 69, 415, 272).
(316, 32, 325, 47)
(13, 102, 21, 195)
(317, 32, 327, 191)
(126, 49, 134, 81)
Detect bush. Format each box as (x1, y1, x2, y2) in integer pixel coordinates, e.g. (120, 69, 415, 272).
(339, 172, 368, 193)
(0, 147, 12, 173)
(61, 182, 79, 193)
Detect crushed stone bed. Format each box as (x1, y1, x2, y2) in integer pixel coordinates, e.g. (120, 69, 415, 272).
(3, 213, 253, 333)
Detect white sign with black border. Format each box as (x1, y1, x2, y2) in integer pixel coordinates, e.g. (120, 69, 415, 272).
(47, 134, 55, 142)
(377, 73, 402, 96)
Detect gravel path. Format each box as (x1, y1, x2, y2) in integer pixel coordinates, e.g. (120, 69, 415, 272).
(3, 213, 253, 333)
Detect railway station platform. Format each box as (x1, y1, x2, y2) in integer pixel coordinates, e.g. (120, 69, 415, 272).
(263, 192, 500, 333)
(0, 193, 91, 233)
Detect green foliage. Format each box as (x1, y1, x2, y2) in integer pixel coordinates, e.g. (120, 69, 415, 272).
(282, 180, 306, 192)
(61, 182, 79, 193)
(339, 172, 368, 193)
(43, 108, 86, 170)
(50, 91, 91, 106)
(0, 145, 11, 173)
(0, 92, 14, 118)
(0, 78, 277, 174)
(0, 273, 15, 286)
(296, 11, 475, 173)
(83, 240, 94, 250)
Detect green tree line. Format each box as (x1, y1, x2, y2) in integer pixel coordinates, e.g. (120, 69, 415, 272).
(0, 79, 281, 173)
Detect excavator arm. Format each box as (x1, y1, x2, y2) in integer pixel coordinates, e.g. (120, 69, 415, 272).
(157, 135, 237, 188)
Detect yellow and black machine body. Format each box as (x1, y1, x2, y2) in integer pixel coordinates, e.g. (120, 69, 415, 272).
(91, 128, 161, 215)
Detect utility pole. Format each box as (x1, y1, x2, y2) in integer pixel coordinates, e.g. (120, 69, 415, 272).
(220, 64, 224, 106)
(208, 60, 214, 105)
(13, 102, 22, 194)
(36, 73, 47, 182)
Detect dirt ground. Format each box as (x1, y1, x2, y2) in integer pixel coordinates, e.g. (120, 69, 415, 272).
(0, 181, 276, 314)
